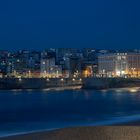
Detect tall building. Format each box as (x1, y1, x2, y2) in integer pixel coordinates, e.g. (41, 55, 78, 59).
(82, 48, 98, 77)
(98, 53, 140, 77)
(40, 57, 55, 77)
(40, 50, 62, 78)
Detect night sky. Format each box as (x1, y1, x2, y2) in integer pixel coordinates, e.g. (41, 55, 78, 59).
(0, 0, 140, 50)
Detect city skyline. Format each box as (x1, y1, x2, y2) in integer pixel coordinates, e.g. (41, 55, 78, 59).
(0, 48, 140, 79)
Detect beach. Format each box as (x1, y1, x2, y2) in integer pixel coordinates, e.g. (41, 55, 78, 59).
(1, 126, 140, 140)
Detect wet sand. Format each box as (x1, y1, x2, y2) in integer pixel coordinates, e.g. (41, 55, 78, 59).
(1, 126, 140, 140)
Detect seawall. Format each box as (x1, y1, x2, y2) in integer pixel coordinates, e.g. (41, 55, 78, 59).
(0, 78, 82, 89)
(82, 77, 140, 89)
(1, 77, 139, 90)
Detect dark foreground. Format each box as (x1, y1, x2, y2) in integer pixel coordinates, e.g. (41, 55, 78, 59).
(1, 126, 140, 140)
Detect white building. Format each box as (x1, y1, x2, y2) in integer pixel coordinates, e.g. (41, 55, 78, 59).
(98, 53, 140, 77)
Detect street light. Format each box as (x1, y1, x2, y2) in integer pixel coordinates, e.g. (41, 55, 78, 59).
(19, 78, 22, 81)
(28, 70, 31, 78)
(18, 76, 22, 82)
(46, 78, 50, 81)
(60, 78, 64, 82)
(56, 70, 59, 78)
(72, 78, 75, 81)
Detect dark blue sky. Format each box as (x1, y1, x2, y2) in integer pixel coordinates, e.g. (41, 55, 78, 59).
(0, 0, 140, 50)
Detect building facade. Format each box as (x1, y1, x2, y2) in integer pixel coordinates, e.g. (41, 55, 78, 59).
(98, 53, 140, 77)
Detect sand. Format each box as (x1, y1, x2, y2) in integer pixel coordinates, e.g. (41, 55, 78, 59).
(1, 126, 140, 140)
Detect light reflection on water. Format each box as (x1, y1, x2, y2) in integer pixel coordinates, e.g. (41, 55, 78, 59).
(0, 87, 140, 137)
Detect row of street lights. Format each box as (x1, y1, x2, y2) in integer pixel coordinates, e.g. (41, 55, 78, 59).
(18, 77, 82, 83)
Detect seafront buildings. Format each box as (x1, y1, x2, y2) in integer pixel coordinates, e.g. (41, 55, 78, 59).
(40, 51, 62, 78)
(98, 52, 140, 77)
(0, 49, 140, 78)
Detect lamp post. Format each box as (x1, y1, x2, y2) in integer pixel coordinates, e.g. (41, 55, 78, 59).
(56, 70, 59, 78)
(28, 70, 31, 78)
(131, 68, 136, 77)
(44, 70, 47, 78)
(102, 69, 105, 77)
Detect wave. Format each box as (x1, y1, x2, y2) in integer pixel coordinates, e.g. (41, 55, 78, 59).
(1, 114, 140, 138)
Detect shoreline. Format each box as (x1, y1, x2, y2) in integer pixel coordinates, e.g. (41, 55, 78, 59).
(0, 85, 82, 91)
(1, 117, 140, 139)
(1, 126, 140, 140)
(0, 86, 140, 91)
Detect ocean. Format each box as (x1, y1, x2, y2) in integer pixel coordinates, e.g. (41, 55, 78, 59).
(0, 87, 140, 137)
